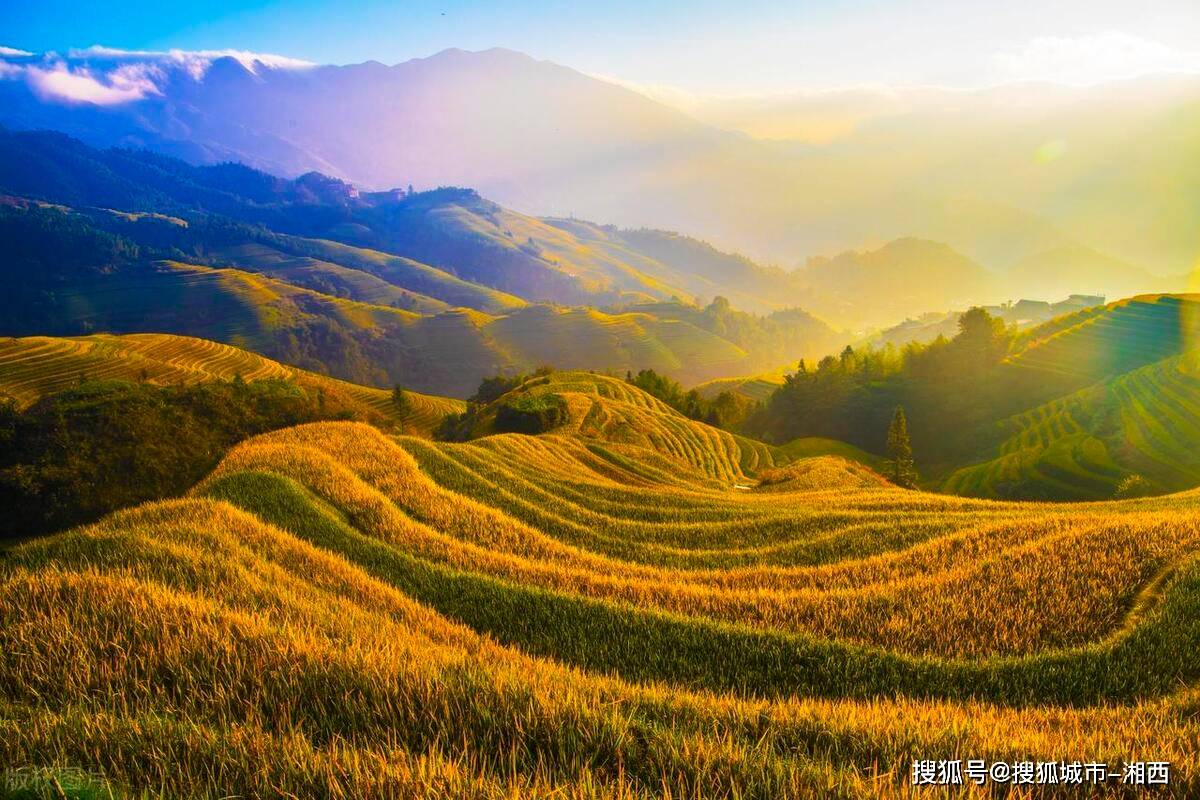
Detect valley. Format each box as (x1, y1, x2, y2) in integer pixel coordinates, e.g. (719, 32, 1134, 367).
(2, 25, 1200, 797)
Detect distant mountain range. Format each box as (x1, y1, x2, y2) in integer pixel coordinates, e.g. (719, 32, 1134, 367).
(1, 46, 1198, 286)
(0, 128, 846, 395)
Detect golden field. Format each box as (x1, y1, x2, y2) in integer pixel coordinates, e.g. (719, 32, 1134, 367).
(2, 372, 1199, 798)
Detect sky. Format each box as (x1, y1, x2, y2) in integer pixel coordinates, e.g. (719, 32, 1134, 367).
(3, 0, 1200, 93)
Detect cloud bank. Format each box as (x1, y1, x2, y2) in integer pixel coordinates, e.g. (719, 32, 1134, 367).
(992, 32, 1200, 85)
(0, 46, 315, 106)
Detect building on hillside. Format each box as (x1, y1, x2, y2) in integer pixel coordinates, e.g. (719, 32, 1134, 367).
(1050, 294, 1105, 315)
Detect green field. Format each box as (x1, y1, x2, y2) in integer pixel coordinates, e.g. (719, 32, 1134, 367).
(1007, 294, 1200, 386)
(947, 348, 1200, 499)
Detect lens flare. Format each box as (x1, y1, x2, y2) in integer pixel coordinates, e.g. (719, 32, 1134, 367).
(1035, 138, 1068, 163)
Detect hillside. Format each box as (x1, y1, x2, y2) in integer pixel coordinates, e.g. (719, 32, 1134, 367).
(4, 405, 1200, 795)
(946, 348, 1200, 500)
(0, 127, 822, 315)
(441, 370, 782, 482)
(544, 221, 799, 315)
(795, 238, 998, 329)
(0, 197, 842, 396)
(1006, 294, 1200, 391)
(0, 333, 466, 437)
(0, 132, 844, 392)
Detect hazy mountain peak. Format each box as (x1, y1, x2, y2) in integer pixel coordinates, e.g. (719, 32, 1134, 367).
(2, 44, 1199, 277)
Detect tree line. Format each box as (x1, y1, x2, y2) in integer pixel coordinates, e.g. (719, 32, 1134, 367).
(745, 308, 1046, 477)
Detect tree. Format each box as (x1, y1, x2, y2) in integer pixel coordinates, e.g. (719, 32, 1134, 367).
(391, 384, 412, 416)
(885, 406, 918, 489)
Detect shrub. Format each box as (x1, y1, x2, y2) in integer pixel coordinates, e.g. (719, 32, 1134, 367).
(494, 393, 568, 434)
(1114, 473, 1157, 499)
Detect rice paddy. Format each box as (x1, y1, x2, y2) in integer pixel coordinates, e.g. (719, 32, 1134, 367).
(946, 348, 1200, 499)
(0, 333, 465, 436)
(2, 370, 1199, 798)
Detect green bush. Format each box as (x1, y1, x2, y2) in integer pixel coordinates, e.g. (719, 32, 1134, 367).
(1114, 473, 1157, 499)
(494, 393, 568, 434)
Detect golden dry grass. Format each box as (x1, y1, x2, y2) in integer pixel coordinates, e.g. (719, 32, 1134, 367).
(0, 333, 465, 436)
(3, 373, 1199, 798)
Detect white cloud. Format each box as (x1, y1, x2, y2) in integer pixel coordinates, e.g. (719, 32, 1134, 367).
(0, 45, 316, 106)
(67, 45, 316, 75)
(992, 31, 1200, 85)
(24, 62, 158, 105)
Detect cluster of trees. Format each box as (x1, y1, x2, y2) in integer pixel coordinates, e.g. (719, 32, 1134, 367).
(0, 377, 361, 540)
(494, 393, 569, 434)
(435, 367, 558, 440)
(625, 369, 757, 430)
(467, 366, 556, 404)
(747, 308, 1031, 474)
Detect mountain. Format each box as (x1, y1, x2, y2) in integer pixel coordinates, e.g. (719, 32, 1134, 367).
(3, 47, 1199, 283)
(794, 238, 998, 330)
(0, 47, 724, 218)
(0, 171, 842, 395)
(1000, 245, 1179, 301)
(0, 126, 829, 314)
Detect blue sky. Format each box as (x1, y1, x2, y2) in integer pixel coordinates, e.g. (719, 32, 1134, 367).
(4, 0, 1200, 92)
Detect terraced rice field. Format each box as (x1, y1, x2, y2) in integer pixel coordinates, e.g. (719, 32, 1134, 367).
(1008, 294, 1200, 383)
(947, 349, 1200, 499)
(693, 372, 787, 402)
(3, 374, 1200, 797)
(0, 333, 465, 436)
(481, 371, 779, 480)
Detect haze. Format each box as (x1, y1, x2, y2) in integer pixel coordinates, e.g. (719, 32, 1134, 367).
(5, 0, 1200, 92)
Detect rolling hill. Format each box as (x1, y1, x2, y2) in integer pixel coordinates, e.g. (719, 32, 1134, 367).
(443, 370, 781, 482)
(1006, 294, 1200, 389)
(4, 369, 1200, 796)
(794, 238, 999, 330)
(936, 294, 1200, 500)
(947, 348, 1200, 500)
(692, 376, 783, 408)
(3, 252, 835, 397)
(0, 333, 466, 436)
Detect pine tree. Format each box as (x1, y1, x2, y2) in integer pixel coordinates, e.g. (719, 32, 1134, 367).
(885, 406, 918, 489)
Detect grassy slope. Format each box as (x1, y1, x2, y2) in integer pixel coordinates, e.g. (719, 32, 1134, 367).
(21, 251, 809, 395)
(941, 294, 1200, 500)
(4, 405, 1200, 796)
(693, 371, 787, 402)
(461, 371, 780, 482)
(262, 234, 530, 314)
(212, 241, 454, 315)
(1007, 294, 1200, 386)
(0, 333, 465, 437)
(774, 436, 882, 469)
(947, 348, 1200, 499)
